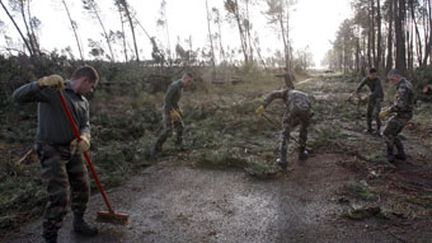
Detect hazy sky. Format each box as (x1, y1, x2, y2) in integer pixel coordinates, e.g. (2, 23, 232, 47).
(0, 0, 352, 66)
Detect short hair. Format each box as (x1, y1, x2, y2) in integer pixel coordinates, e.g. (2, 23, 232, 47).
(369, 67, 377, 74)
(71, 65, 99, 83)
(387, 68, 401, 77)
(182, 72, 193, 79)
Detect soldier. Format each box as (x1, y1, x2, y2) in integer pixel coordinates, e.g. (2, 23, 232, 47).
(151, 72, 193, 157)
(12, 66, 99, 243)
(355, 67, 384, 134)
(256, 88, 312, 170)
(379, 69, 415, 163)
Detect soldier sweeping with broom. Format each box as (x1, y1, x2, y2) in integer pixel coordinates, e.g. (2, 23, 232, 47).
(353, 67, 384, 135)
(12, 66, 128, 243)
(379, 69, 415, 163)
(256, 87, 312, 170)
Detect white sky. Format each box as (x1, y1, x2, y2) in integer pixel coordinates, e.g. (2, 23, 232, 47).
(0, 0, 352, 67)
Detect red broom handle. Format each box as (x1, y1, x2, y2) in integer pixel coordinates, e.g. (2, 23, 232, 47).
(58, 91, 114, 213)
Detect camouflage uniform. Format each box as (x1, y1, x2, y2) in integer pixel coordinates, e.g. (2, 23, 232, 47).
(356, 77, 384, 132)
(263, 89, 312, 165)
(153, 80, 184, 152)
(383, 79, 414, 159)
(13, 81, 91, 241)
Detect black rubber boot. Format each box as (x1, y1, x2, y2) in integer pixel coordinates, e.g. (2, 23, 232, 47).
(175, 137, 186, 151)
(374, 124, 381, 136)
(73, 213, 98, 237)
(395, 141, 407, 161)
(150, 144, 161, 159)
(43, 232, 57, 243)
(298, 148, 309, 161)
(365, 121, 373, 133)
(276, 158, 288, 170)
(387, 146, 395, 163)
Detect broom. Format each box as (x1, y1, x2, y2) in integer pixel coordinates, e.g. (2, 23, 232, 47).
(58, 91, 129, 225)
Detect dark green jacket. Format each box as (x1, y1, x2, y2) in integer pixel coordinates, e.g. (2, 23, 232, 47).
(163, 79, 183, 111)
(12, 81, 90, 145)
(356, 77, 384, 99)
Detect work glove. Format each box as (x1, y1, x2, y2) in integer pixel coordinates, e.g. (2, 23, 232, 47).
(255, 105, 265, 116)
(170, 109, 182, 122)
(37, 74, 65, 90)
(379, 108, 392, 120)
(70, 133, 91, 154)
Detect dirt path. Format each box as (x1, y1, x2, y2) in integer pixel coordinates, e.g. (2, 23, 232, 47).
(3, 74, 432, 242)
(4, 153, 431, 243)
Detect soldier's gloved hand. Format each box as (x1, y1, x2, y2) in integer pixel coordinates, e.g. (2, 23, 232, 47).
(70, 133, 91, 154)
(256, 105, 265, 116)
(177, 108, 184, 118)
(170, 109, 182, 121)
(37, 74, 65, 91)
(379, 108, 392, 120)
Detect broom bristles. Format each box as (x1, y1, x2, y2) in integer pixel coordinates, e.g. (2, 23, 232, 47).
(96, 210, 129, 225)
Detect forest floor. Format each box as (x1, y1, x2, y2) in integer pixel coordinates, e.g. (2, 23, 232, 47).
(1, 72, 432, 242)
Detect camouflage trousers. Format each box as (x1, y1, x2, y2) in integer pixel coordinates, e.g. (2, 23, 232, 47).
(366, 97, 382, 130)
(154, 110, 184, 151)
(383, 113, 412, 151)
(36, 143, 90, 239)
(279, 108, 311, 163)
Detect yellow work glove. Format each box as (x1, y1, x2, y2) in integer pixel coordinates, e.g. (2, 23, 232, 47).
(37, 74, 65, 90)
(170, 109, 182, 121)
(256, 105, 265, 116)
(70, 133, 91, 154)
(379, 108, 392, 120)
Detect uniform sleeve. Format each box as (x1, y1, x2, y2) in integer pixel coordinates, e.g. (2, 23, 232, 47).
(390, 85, 410, 112)
(12, 81, 52, 103)
(263, 90, 286, 108)
(355, 78, 367, 93)
(164, 84, 177, 110)
(80, 99, 91, 136)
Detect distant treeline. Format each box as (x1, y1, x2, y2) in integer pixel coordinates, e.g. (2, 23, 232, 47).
(324, 0, 432, 76)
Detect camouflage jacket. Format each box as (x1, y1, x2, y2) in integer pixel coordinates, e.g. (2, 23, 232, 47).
(356, 77, 384, 99)
(390, 78, 414, 114)
(263, 89, 311, 112)
(163, 79, 183, 111)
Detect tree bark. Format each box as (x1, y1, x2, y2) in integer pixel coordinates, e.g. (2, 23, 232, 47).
(376, 0, 382, 70)
(62, 0, 84, 60)
(409, 0, 423, 66)
(386, 0, 394, 71)
(0, 0, 33, 55)
(88, 2, 115, 62)
(205, 0, 216, 78)
(395, 0, 406, 74)
(119, 0, 139, 61)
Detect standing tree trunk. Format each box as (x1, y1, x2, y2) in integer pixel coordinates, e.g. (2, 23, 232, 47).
(118, 0, 139, 61)
(395, 0, 406, 74)
(117, 5, 128, 62)
(386, 0, 394, 71)
(26, 0, 40, 56)
(62, 0, 84, 60)
(245, 0, 254, 63)
(18, 0, 38, 56)
(409, 0, 423, 66)
(423, 0, 432, 65)
(371, 0, 377, 66)
(225, 0, 249, 64)
(83, 0, 115, 62)
(205, 0, 216, 79)
(0, 0, 33, 56)
(376, 0, 382, 70)
(213, 8, 226, 63)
